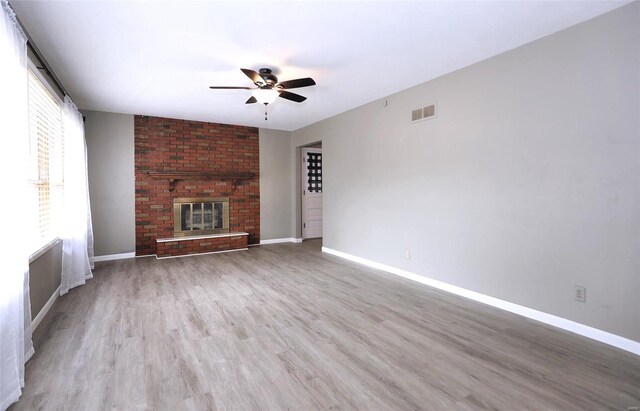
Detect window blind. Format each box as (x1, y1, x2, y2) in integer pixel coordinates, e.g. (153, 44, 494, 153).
(28, 69, 64, 252)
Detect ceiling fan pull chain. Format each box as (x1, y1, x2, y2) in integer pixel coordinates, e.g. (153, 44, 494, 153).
(264, 103, 268, 121)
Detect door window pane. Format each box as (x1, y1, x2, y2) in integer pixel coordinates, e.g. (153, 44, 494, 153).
(307, 152, 322, 193)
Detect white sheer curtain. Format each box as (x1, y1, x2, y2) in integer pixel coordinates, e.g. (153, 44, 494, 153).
(0, 1, 34, 409)
(60, 96, 94, 295)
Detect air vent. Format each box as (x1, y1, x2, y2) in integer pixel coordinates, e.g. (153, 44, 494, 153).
(411, 103, 437, 123)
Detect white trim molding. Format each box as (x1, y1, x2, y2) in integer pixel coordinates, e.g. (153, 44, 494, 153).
(293, 238, 303, 243)
(29, 238, 62, 263)
(32, 285, 61, 332)
(322, 247, 640, 356)
(260, 238, 300, 245)
(92, 252, 136, 263)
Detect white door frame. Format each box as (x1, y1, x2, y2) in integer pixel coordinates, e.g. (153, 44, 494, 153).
(301, 147, 322, 239)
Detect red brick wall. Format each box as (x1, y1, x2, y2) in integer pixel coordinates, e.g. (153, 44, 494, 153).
(156, 235, 248, 258)
(135, 115, 259, 256)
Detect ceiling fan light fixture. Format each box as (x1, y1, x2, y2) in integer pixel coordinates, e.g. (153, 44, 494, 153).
(252, 88, 279, 104)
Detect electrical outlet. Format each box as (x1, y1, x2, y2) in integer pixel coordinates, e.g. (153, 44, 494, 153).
(404, 249, 410, 260)
(574, 286, 586, 303)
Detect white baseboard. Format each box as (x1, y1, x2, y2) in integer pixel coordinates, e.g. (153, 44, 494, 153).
(92, 252, 136, 263)
(322, 247, 640, 356)
(32, 285, 61, 331)
(260, 238, 300, 245)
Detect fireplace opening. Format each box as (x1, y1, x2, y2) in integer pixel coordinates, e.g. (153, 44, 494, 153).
(173, 197, 229, 237)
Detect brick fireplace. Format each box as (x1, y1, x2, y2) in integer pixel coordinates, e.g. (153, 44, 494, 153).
(134, 115, 259, 257)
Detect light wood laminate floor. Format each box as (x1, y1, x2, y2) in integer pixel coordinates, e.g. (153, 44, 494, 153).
(12, 240, 640, 410)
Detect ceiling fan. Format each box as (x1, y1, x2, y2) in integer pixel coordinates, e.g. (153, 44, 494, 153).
(209, 68, 316, 120)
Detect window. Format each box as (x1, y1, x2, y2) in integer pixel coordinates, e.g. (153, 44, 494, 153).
(27, 68, 64, 254)
(306, 152, 322, 193)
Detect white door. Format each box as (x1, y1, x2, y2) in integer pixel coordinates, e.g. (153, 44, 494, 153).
(301, 148, 322, 239)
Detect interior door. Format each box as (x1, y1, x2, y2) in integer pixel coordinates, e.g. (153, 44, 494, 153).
(301, 147, 322, 239)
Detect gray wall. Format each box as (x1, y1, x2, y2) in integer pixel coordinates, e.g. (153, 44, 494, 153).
(84, 111, 136, 256)
(292, 3, 640, 342)
(82, 113, 294, 246)
(259, 128, 293, 240)
(29, 241, 62, 320)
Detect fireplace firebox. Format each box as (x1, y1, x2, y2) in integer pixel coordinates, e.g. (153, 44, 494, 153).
(173, 197, 229, 237)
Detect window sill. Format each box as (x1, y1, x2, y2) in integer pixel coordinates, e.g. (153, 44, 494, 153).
(29, 238, 62, 264)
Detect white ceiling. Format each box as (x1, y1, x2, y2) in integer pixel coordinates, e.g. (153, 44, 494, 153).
(11, 1, 627, 131)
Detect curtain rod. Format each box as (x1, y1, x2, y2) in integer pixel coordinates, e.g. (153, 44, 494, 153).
(26, 40, 68, 98)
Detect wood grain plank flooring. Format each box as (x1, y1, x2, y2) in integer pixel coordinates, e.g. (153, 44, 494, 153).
(11, 240, 640, 410)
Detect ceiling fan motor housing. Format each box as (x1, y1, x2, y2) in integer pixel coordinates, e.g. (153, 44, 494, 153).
(259, 68, 278, 87)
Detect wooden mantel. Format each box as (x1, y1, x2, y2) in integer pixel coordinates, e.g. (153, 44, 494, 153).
(147, 171, 255, 191)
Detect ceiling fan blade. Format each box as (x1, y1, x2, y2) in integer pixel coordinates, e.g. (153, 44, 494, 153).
(245, 96, 257, 104)
(278, 90, 307, 103)
(209, 86, 253, 90)
(277, 77, 316, 89)
(240, 68, 264, 85)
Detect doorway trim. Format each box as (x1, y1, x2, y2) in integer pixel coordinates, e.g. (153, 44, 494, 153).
(301, 147, 323, 239)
